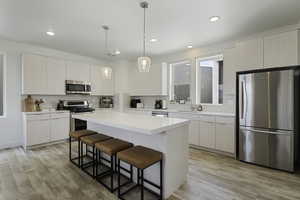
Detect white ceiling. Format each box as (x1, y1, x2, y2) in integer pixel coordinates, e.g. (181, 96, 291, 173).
(0, 0, 300, 60)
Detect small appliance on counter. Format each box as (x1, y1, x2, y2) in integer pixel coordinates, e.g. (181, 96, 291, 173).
(155, 100, 167, 110)
(99, 96, 114, 108)
(130, 98, 141, 108)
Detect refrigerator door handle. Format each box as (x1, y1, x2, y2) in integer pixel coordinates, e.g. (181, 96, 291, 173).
(240, 80, 246, 120)
(240, 127, 294, 135)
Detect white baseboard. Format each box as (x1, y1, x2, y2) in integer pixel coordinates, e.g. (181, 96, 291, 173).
(0, 142, 23, 150)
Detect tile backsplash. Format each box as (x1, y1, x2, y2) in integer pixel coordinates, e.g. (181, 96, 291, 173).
(21, 95, 101, 111)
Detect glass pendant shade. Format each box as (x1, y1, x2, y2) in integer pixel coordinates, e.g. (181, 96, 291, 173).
(102, 67, 112, 80)
(138, 56, 151, 72)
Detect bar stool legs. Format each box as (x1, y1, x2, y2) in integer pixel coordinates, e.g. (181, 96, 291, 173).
(117, 159, 163, 200)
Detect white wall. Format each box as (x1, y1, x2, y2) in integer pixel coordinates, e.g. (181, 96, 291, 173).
(0, 55, 3, 116)
(0, 38, 108, 149)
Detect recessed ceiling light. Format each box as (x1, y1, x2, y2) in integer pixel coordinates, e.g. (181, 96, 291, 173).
(186, 63, 191, 66)
(210, 16, 220, 22)
(187, 45, 193, 49)
(150, 38, 158, 42)
(114, 50, 121, 55)
(46, 31, 55, 36)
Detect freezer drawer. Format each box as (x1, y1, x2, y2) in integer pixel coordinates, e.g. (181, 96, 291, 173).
(269, 134, 293, 171)
(239, 127, 294, 172)
(239, 128, 269, 166)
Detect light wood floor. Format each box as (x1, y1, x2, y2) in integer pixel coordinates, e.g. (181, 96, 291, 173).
(0, 143, 300, 200)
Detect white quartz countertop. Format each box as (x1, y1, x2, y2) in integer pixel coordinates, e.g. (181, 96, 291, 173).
(23, 110, 70, 115)
(72, 110, 190, 135)
(126, 108, 235, 117)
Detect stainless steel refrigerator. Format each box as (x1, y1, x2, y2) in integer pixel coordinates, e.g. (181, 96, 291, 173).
(237, 67, 299, 172)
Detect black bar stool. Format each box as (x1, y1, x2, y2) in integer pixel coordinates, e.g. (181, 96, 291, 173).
(69, 130, 97, 167)
(117, 146, 163, 200)
(80, 134, 112, 177)
(95, 139, 134, 192)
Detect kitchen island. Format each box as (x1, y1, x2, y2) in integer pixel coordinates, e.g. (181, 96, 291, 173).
(72, 110, 190, 198)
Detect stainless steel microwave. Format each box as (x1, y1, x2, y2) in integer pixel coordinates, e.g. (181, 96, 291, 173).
(65, 80, 91, 95)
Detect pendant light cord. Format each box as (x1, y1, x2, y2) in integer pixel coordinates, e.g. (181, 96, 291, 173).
(143, 6, 146, 56)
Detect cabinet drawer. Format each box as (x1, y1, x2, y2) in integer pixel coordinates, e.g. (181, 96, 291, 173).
(51, 112, 70, 119)
(26, 114, 50, 121)
(215, 116, 235, 124)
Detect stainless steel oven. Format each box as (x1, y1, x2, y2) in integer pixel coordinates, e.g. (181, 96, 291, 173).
(66, 80, 91, 95)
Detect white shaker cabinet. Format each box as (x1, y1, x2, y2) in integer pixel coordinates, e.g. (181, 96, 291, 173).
(215, 117, 235, 153)
(66, 61, 90, 82)
(23, 112, 70, 149)
(199, 116, 215, 149)
(90, 65, 114, 96)
(235, 38, 263, 70)
(129, 62, 168, 96)
(46, 57, 66, 95)
(22, 54, 48, 94)
(50, 113, 70, 142)
(25, 114, 51, 146)
(169, 112, 200, 146)
(264, 30, 299, 68)
(223, 47, 238, 95)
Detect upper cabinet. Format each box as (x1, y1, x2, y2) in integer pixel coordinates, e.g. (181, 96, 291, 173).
(235, 38, 263, 70)
(66, 61, 90, 82)
(22, 54, 48, 95)
(128, 62, 168, 96)
(90, 65, 114, 96)
(263, 30, 299, 68)
(46, 57, 66, 95)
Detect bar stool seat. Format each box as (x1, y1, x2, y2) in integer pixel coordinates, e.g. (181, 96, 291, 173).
(70, 130, 96, 139)
(95, 139, 134, 192)
(80, 133, 112, 177)
(117, 146, 163, 169)
(81, 134, 112, 146)
(117, 146, 163, 200)
(95, 139, 134, 156)
(69, 130, 97, 167)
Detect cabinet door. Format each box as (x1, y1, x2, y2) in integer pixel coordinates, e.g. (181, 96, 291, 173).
(66, 61, 90, 82)
(189, 120, 199, 146)
(50, 116, 70, 141)
(215, 122, 235, 153)
(129, 63, 167, 96)
(199, 120, 215, 149)
(22, 54, 47, 94)
(235, 38, 263, 70)
(223, 47, 238, 95)
(264, 31, 299, 68)
(47, 57, 66, 95)
(27, 118, 50, 146)
(90, 65, 114, 95)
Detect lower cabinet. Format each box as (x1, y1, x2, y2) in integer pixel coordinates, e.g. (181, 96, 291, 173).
(23, 112, 70, 149)
(26, 115, 51, 146)
(50, 113, 70, 141)
(215, 121, 235, 153)
(199, 120, 216, 149)
(169, 112, 235, 154)
(188, 120, 200, 146)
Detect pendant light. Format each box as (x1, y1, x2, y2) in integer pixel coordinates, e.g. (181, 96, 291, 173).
(102, 25, 120, 57)
(101, 25, 116, 80)
(137, 1, 151, 72)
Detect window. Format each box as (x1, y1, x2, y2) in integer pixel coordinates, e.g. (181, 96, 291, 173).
(169, 60, 191, 102)
(0, 53, 5, 117)
(196, 55, 223, 105)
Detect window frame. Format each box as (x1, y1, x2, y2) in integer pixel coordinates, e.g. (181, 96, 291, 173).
(0, 52, 6, 118)
(169, 60, 192, 103)
(196, 54, 223, 105)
